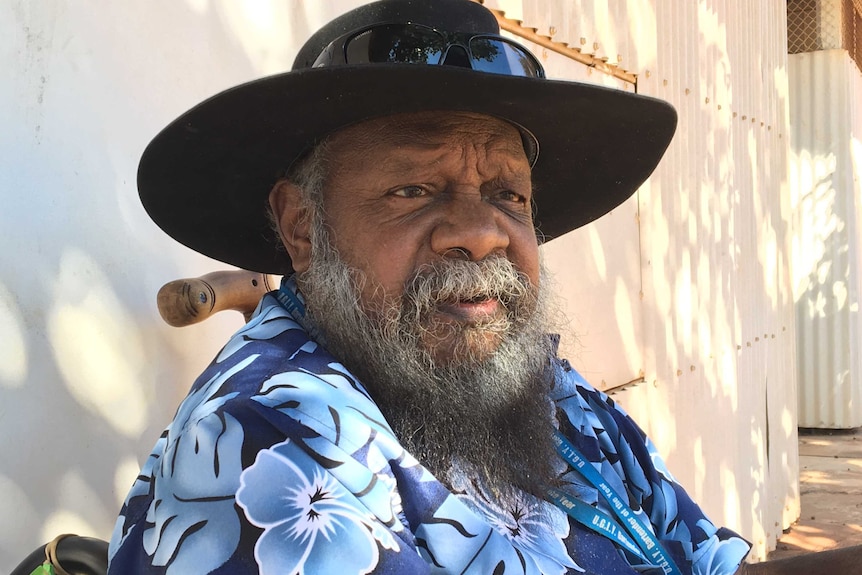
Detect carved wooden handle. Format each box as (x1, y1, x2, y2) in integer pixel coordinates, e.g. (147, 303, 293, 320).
(157, 271, 280, 327)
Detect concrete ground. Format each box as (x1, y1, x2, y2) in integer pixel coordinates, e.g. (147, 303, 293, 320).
(768, 427, 862, 561)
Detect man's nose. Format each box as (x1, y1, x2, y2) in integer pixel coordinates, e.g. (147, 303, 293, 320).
(430, 194, 510, 261)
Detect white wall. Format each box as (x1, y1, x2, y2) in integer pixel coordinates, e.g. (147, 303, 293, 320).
(1, 0, 797, 569)
(0, 1, 358, 570)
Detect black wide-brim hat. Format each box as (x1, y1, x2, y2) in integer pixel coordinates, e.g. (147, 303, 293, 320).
(138, 0, 677, 274)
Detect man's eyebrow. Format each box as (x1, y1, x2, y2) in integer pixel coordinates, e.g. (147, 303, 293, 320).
(483, 171, 533, 191)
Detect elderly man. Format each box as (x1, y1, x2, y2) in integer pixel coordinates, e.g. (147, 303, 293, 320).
(107, 1, 858, 574)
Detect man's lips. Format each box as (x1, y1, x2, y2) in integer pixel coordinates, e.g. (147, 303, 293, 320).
(435, 298, 501, 323)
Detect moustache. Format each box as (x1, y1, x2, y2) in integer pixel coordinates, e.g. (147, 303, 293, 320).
(401, 257, 536, 321)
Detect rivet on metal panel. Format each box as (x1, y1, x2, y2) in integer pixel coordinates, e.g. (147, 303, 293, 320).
(663, 79, 668, 86)
(747, 342, 752, 347)
(705, 97, 710, 104)
(742, 115, 747, 120)
(676, 369, 682, 376)
(580, 37, 587, 45)
(733, 112, 738, 117)
(751, 117, 756, 123)
(768, 125, 772, 131)
(717, 104, 722, 110)
(760, 122, 765, 127)
(737, 345, 742, 350)
(690, 365, 696, 372)
(644, 69, 650, 78)
(685, 88, 690, 95)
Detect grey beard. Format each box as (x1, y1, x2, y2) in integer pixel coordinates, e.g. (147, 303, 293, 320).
(298, 229, 559, 498)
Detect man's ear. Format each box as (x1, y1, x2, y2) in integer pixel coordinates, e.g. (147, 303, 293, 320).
(269, 180, 313, 274)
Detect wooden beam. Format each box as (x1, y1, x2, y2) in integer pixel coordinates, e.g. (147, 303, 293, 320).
(475, 1, 638, 86)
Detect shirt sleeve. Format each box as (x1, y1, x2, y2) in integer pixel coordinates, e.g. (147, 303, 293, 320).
(108, 358, 430, 574)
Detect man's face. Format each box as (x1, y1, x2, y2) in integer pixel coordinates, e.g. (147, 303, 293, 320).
(307, 111, 541, 361)
(270, 111, 558, 494)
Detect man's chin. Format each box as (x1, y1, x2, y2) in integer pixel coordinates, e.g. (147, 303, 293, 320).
(421, 326, 505, 367)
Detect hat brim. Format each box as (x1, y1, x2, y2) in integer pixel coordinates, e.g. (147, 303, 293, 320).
(138, 65, 677, 274)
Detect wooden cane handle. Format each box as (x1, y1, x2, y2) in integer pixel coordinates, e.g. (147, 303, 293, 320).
(157, 271, 279, 327)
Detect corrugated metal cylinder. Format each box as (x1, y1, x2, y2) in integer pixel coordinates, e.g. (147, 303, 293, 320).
(790, 49, 862, 428)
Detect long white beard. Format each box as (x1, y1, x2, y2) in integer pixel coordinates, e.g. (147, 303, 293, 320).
(298, 223, 560, 497)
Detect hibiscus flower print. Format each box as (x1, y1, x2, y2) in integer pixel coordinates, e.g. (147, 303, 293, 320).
(455, 481, 582, 574)
(237, 438, 399, 574)
(690, 521, 753, 575)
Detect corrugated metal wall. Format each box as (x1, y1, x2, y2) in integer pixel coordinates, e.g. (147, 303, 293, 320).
(790, 49, 862, 428)
(484, 0, 798, 561)
(640, 2, 798, 559)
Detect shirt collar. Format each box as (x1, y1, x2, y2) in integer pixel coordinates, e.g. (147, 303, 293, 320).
(275, 274, 326, 346)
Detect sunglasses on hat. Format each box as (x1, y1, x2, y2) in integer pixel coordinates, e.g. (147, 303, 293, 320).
(313, 22, 546, 79)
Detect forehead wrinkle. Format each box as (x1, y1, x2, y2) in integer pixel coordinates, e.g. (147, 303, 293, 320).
(337, 141, 528, 187)
(377, 144, 531, 190)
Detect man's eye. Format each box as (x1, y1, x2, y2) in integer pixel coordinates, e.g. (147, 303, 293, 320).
(498, 190, 527, 203)
(391, 186, 427, 198)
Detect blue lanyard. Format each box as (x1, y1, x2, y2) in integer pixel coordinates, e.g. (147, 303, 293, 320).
(551, 431, 682, 575)
(547, 487, 652, 562)
(275, 276, 325, 345)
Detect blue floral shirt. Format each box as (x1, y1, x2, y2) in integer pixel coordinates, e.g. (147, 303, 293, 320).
(108, 292, 750, 574)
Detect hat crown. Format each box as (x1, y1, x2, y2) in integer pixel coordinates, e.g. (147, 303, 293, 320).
(292, 0, 500, 70)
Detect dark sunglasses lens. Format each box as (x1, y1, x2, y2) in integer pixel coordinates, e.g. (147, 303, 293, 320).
(469, 38, 544, 78)
(347, 24, 445, 65)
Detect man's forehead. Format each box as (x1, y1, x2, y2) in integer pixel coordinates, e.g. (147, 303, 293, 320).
(327, 111, 529, 158)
